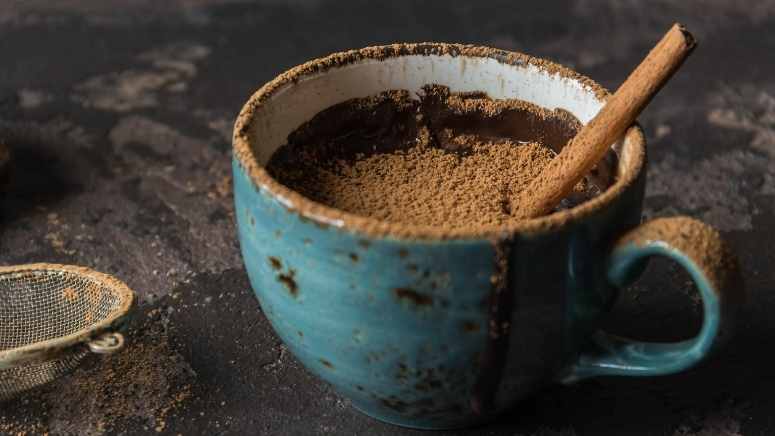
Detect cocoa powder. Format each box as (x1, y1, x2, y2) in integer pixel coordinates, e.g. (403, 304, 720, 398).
(267, 85, 611, 230)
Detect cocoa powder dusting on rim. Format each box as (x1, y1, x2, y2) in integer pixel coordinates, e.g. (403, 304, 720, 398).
(267, 85, 605, 231)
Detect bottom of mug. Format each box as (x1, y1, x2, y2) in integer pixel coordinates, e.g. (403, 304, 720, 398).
(348, 397, 493, 430)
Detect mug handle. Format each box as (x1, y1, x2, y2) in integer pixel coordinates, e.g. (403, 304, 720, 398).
(563, 216, 744, 383)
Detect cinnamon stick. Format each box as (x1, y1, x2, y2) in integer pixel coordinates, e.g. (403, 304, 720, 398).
(514, 23, 696, 218)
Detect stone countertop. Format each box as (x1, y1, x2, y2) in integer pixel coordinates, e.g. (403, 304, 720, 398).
(0, 1, 771, 435)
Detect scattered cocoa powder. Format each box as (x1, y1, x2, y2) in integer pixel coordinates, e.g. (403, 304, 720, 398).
(267, 85, 612, 230)
(0, 305, 195, 436)
(0, 413, 48, 436)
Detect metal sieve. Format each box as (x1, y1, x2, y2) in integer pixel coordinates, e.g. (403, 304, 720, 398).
(0, 263, 135, 401)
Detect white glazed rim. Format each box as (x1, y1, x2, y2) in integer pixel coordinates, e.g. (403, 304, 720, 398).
(233, 43, 646, 240)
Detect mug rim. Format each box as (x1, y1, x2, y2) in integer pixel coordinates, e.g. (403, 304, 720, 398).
(233, 42, 646, 240)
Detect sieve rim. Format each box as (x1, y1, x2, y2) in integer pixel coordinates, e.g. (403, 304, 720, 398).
(0, 263, 135, 368)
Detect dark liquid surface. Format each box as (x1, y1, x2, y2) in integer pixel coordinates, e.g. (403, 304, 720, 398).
(267, 85, 615, 229)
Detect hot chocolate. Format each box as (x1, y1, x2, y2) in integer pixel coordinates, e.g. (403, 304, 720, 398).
(266, 85, 614, 230)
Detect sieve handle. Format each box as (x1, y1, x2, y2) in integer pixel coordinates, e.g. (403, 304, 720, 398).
(87, 332, 125, 355)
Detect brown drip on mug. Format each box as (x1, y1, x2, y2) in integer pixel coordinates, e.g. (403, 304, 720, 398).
(470, 238, 514, 415)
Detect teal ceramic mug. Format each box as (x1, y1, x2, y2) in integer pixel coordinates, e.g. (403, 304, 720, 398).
(232, 43, 744, 429)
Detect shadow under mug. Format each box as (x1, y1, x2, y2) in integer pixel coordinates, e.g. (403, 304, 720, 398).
(232, 43, 744, 430)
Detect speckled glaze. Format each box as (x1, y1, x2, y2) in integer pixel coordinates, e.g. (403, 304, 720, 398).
(232, 44, 743, 429)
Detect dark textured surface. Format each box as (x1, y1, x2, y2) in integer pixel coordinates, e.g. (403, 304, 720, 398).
(0, 1, 771, 435)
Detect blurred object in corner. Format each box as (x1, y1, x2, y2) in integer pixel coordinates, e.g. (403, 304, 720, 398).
(0, 141, 9, 193)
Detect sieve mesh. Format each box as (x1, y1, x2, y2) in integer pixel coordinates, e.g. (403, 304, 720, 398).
(0, 348, 89, 401)
(0, 266, 132, 400)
